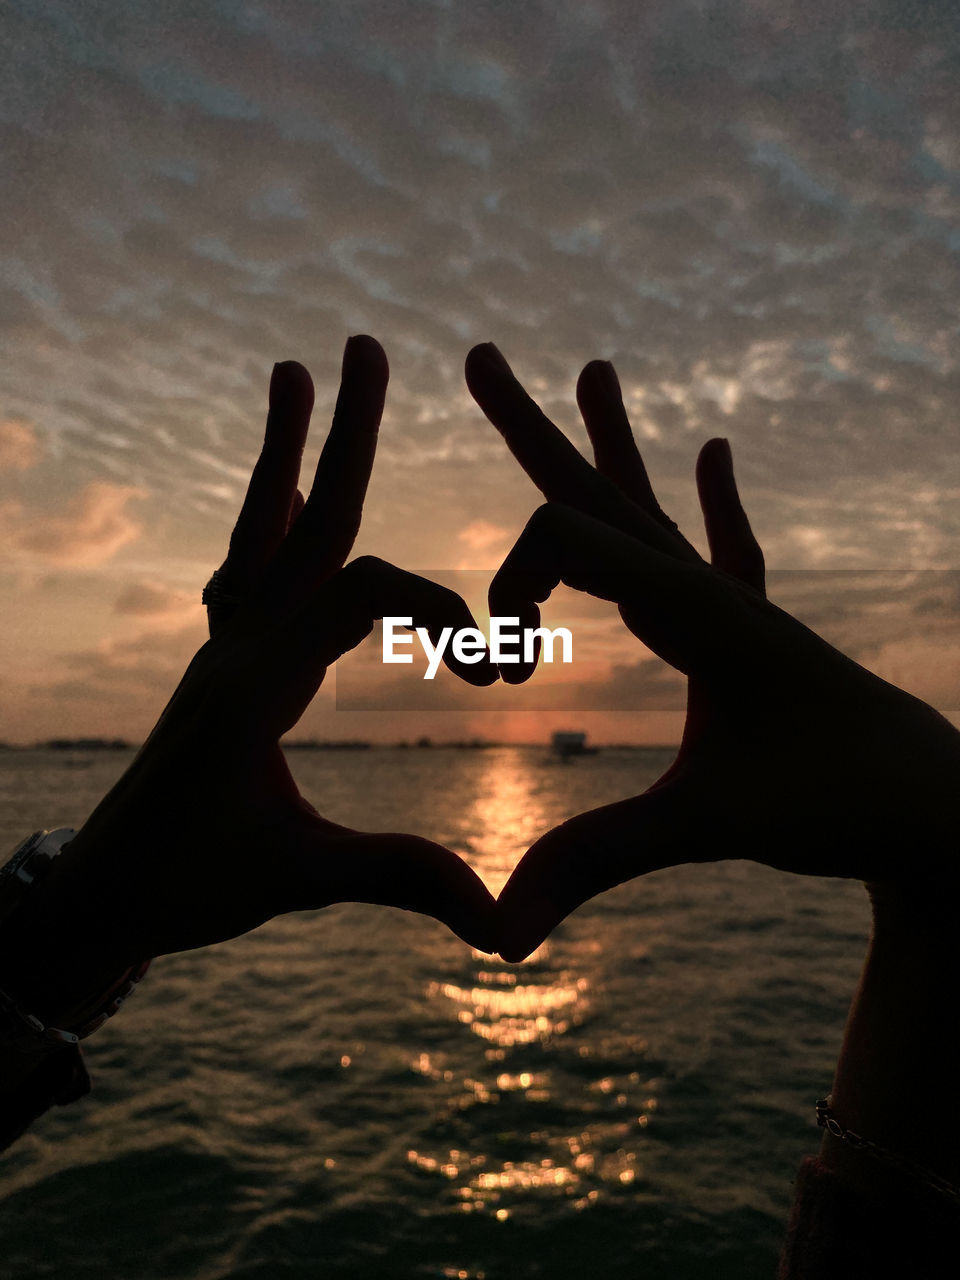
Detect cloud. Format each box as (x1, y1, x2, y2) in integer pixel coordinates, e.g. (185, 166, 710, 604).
(30, 620, 208, 740)
(3, 0, 960, 741)
(114, 579, 202, 627)
(3, 0, 959, 558)
(458, 519, 510, 552)
(454, 518, 513, 568)
(0, 419, 40, 471)
(0, 482, 146, 567)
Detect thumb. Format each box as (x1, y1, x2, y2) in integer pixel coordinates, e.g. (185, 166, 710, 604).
(496, 774, 709, 962)
(279, 819, 499, 953)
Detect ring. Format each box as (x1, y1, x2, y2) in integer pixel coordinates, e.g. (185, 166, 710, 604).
(202, 568, 246, 609)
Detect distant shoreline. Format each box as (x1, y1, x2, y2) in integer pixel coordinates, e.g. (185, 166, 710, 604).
(0, 739, 680, 753)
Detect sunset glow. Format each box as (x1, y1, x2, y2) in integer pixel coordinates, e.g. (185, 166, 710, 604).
(3, 4, 960, 744)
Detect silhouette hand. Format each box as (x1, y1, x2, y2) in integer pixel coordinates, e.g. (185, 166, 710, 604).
(466, 344, 960, 960)
(16, 340, 497, 1023)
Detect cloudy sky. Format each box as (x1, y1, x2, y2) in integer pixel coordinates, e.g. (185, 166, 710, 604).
(2, 0, 960, 744)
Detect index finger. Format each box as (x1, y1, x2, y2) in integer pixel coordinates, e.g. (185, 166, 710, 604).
(299, 333, 387, 572)
(576, 360, 699, 559)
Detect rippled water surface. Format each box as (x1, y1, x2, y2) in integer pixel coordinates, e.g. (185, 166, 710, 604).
(0, 747, 870, 1279)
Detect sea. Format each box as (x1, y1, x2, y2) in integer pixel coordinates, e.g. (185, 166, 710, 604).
(0, 746, 870, 1280)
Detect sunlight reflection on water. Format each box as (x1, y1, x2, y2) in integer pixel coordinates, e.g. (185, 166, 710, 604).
(408, 750, 657, 1220)
(457, 747, 551, 897)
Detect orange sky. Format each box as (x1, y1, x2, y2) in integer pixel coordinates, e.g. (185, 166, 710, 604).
(3, 4, 960, 745)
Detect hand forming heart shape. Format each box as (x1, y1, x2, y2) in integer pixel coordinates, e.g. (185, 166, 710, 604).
(465, 342, 960, 960)
(14, 340, 501, 1027)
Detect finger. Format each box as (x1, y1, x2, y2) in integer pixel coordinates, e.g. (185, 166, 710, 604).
(488, 502, 750, 683)
(487, 549, 543, 686)
(332, 832, 500, 953)
(207, 363, 314, 637)
(465, 344, 700, 563)
(278, 821, 499, 953)
(202, 559, 500, 745)
(695, 439, 766, 594)
(576, 361, 697, 551)
(254, 336, 388, 616)
(496, 777, 707, 961)
(291, 555, 499, 687)
(223, 361, 314, 585)
(300, 334, 387, 570)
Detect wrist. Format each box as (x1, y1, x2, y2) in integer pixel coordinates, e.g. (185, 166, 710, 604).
(0, 832, 138, 1030)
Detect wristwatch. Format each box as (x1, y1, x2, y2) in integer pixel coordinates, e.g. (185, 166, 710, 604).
(0, 828, 150, 1050)
(0, 828, 151, 1149)
(0, 828, 77, 929)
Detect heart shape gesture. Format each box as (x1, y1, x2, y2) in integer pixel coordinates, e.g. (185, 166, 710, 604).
(465, 343, 960, 962)
(12, 335, 960, 1037)
(4, 341, 958, 1280)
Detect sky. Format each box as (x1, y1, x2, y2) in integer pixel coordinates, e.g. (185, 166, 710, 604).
(2, 0, 960, 744)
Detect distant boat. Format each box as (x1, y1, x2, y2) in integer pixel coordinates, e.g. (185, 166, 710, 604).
(551, 731, 597, 760)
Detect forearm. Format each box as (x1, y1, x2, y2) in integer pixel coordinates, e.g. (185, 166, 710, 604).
(778, 888, 960, 1278)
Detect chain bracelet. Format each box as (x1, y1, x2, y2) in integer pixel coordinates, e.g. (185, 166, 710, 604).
(816, 1096, 960, 1207)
